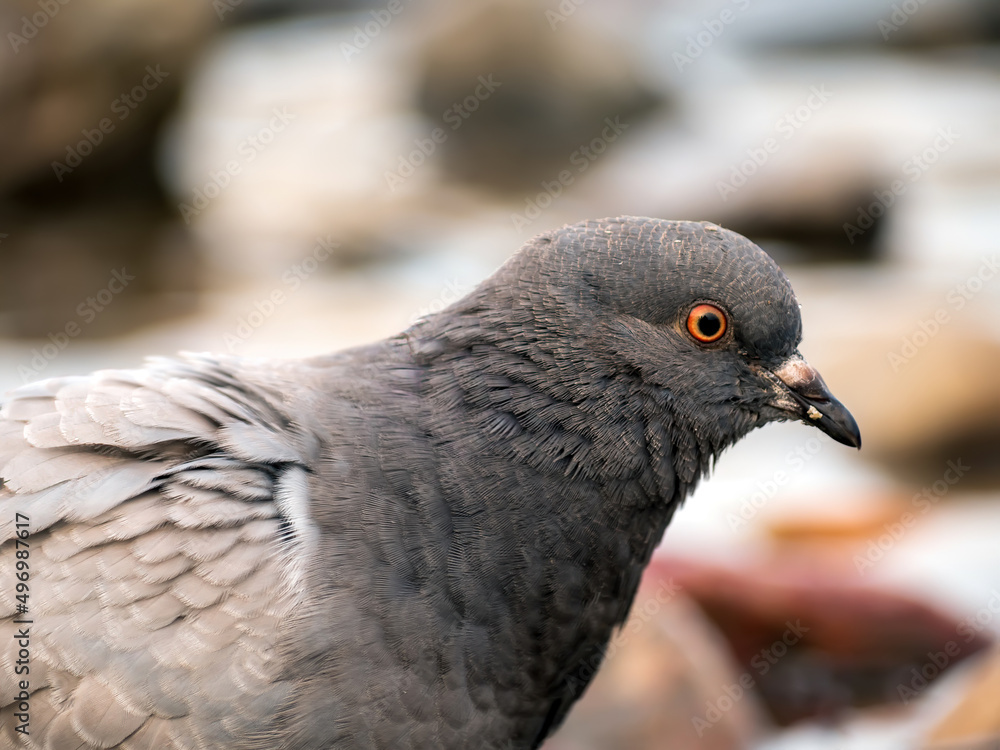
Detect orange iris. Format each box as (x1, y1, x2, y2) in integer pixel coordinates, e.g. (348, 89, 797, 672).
(686, 303, 727, 343)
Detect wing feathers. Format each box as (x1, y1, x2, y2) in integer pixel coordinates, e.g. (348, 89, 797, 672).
(0, 354, 314, 748)
(71, 676, 148, 748)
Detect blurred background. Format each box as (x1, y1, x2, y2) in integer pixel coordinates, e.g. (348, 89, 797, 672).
(2, 0, 1000, 747)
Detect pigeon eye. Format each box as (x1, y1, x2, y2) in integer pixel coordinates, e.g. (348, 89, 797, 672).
(686, 303, 727, 343)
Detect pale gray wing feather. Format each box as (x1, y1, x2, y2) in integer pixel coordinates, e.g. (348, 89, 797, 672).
(0, 354, 315, 750)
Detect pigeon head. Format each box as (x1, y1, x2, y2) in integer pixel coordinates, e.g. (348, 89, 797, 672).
(475, 216, 861, 454)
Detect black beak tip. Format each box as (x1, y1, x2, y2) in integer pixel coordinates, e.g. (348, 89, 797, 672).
(810, 397, 862, 450)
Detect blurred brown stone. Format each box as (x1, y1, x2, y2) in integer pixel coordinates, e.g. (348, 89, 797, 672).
(0, 209, 201, 340)
(0, 0, 215, 191)
(415, 0, 662, 192)
(647, 557, 993, 725)
(799, 272, 1000, 485)
(0, 0, 215, 338)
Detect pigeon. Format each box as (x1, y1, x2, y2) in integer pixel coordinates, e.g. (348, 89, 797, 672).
(0, 216, 860, 750)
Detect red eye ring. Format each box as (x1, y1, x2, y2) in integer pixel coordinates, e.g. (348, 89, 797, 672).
(687, 303, 727, 343)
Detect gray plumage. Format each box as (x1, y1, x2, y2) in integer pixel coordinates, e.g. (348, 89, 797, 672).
(0, 217, 859, 749)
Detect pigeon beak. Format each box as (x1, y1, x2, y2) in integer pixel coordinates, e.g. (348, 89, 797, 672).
(770, 355, 862, 449)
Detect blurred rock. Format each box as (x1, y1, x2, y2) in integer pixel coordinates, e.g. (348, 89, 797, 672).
(790, 266, 1000, 475)
(574, 54, 1000, 267)
(548, 585, 765, 750)
(883, 176, 1000, 271)
(164, 0, 663, 283)
(647, 0, 1000, 52)
(163, 14, 440, 283)
(648, 556, 992, 725)
(923, 646, 1000, 749)
(0, 0, 214, 192)
(0, 210, 200, 340)
(414, 0, 662, 192)
(215, 0, 367, 24)
(0, 0, 216, 338)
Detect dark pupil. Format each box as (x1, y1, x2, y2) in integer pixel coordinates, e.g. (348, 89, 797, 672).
(698, 313, 721, 337)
